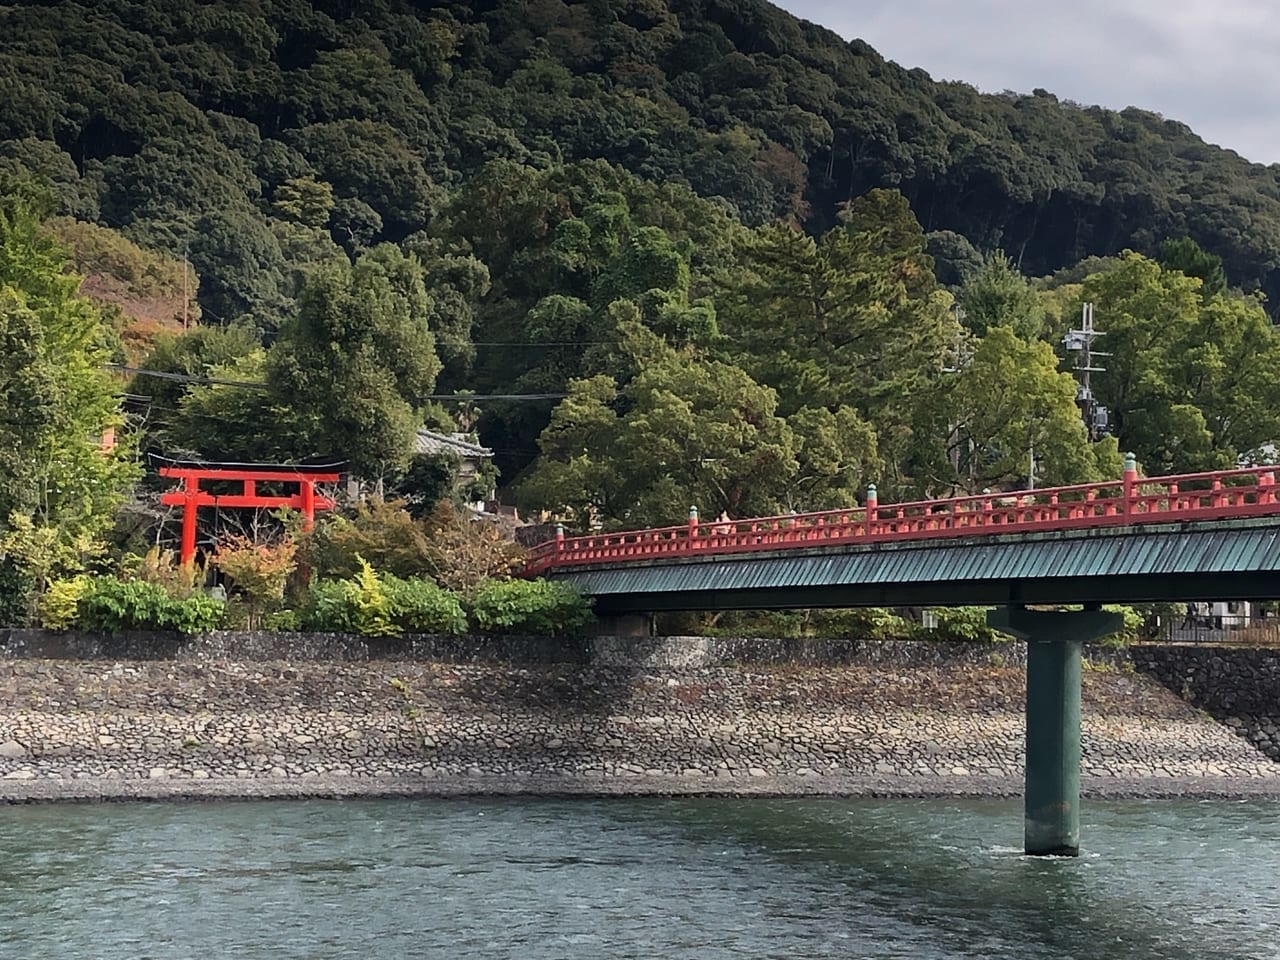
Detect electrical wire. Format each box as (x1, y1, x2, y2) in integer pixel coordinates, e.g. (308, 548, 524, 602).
(108, 366, 569, 400)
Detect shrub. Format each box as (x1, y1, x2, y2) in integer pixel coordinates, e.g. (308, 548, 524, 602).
(468, 578, 592, 636)
(261, 609, 302, 632)
(78, 578, 171, 631)
(302, 499, 435, 580)
(419, 501, 525, 592)
(299, 563, 469, 636)
(921, 606, 1002, 643)
(76, 576, 224, 633)
(300, 559, 396, 636)
(349, 558, 396, 636)
(1100, 604, 1143, 646)
(167, 594, 227, 634)
(299, 578, 360, 633)
(383, 574, 467, 634)
(135, 547, 198, 597)
(211, 535, 296, 602)
(0, 558, 34, 627)
(816, 607, 912, 640)
(39, 575, 94, 629)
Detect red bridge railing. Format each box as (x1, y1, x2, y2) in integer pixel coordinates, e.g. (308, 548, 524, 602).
(523, 460, 1280, 576)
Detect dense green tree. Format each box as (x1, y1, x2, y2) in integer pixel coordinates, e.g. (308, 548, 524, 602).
(960, 252, 1044, 341)
(915, 325, 1121, 493)
(519, 323, 877, 525)
(1079, 252, 1280, 473)
(0, 192, 138, 612)
(266, 246, 442, 479)
(163, 350, 303, 463)
(1081, 253, 1210, 472)
(717, 189, 956, 494)
(1158, 236, 1227, 299)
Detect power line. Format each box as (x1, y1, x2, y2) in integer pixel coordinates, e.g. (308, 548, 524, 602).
(108, 365, 568, 400)
(421, 393, 568, 401)
(105, 364, 269, 389)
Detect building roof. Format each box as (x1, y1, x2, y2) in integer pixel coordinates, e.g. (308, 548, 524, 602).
(413, 429, 493, 459)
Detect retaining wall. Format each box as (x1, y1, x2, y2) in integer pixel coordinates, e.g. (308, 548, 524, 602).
(0, 630, 1276, 796)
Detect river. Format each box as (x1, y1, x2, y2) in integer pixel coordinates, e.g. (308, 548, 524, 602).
(1, 796, 1276, 958)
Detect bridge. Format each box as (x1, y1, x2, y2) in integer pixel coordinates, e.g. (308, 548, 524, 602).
(526, 456, 1280, 856)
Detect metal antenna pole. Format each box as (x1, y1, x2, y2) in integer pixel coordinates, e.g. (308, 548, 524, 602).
(1064, 302, 1109, 441)
(1081, 302, 1092, 433)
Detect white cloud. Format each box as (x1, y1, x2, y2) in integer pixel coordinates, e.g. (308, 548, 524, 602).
(772, 0, 1280, 163)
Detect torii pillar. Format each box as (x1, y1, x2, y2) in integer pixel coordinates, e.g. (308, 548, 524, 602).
(988, 605, 1123, 856)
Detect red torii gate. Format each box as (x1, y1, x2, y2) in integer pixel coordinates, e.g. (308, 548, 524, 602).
(158, 462, 342, 565)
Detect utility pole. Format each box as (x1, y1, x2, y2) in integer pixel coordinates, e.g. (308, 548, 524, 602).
(1063, 302, 1110, 441)
(942, 311, 973, 487)
(182, 248, 190, 330)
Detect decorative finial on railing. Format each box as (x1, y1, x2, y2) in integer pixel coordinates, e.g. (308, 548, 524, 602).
(689, 505, 699, 520)
(1124, 452, 1137, 473)
(866, 484, 877, 498)
(555, 523, 565, 537)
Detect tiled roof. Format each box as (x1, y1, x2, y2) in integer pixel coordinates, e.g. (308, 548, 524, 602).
(413, 429, 493, 459)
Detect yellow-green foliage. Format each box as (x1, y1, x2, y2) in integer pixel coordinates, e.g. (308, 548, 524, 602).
(1101, 604, 1144, 646)
(39, 575, 92, 629)
(352, 557, 396, 636)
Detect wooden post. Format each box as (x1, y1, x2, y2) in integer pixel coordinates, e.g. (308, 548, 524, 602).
(180, 476, 199, 565)
(300, 479, 316, 531)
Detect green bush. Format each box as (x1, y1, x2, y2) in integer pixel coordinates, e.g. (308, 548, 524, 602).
(261, 609, 302, 632)
(816, 607, 912, 640)
(468, 578, 593, 636)
(299, 578, 361, 633)
(1100, 605, 1143, 646)
(167, 594, 227, 634)
(301, 567, 396, 636)
(383, 574, 467, 634)
(76, 577, 225, 634)
(300, 560, 468, 636)
(0, 559, 34, 627)
(920, 606, 1002, 643)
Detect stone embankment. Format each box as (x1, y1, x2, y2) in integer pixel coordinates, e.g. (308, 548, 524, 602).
(0, 632, 1277, 801)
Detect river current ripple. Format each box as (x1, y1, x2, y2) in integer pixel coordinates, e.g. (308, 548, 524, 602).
(0, 797, 1276, 959)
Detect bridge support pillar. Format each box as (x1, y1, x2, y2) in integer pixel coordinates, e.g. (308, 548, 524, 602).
(593, 614, 654, 637)
(987, 606, 1123, 857)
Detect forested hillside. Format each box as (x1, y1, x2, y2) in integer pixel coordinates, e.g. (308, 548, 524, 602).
(3, 0, 1280, 536)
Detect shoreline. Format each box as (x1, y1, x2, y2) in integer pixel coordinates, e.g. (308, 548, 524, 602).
(5, 772, 1280, 805)
(4, 635, 1280, 806)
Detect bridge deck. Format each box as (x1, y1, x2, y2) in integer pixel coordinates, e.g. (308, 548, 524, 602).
(524, 466, 1280, 611)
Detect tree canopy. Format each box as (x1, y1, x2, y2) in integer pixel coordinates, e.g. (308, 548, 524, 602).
(5, 0, 1280, 544)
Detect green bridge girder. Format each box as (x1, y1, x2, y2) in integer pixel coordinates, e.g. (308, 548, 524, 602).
(547, 518, 1280, 613)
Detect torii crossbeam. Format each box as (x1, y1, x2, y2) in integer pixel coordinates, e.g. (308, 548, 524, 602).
(157, 460, 342, 564)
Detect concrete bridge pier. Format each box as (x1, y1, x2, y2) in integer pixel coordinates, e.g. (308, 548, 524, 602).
(988, 606, 1124, 857)
(593, 613, 654, 637)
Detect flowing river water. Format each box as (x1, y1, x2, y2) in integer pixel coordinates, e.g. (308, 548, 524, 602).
(1, 796, 1276, 959)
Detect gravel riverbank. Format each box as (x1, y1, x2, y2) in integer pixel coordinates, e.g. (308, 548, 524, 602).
(1, 652, 1277, 803)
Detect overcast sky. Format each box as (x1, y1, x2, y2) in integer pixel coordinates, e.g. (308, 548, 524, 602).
(771, 0, 1278, 166)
